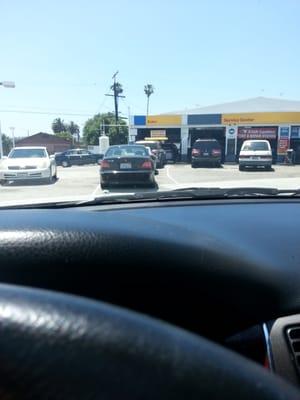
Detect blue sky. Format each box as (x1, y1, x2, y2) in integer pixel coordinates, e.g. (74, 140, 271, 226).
(0, 0, 299, 137)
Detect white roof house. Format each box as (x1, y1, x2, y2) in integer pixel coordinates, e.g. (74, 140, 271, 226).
(167, 97, 300, 115)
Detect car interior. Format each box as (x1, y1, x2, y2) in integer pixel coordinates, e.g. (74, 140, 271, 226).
(0, 197, 300, 399)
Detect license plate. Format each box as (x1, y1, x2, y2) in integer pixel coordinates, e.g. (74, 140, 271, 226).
(203, 152, 209, 156)
(120, 163, 132, 169)
(251, 156, 259, 160)
(17, 172, 28, 177)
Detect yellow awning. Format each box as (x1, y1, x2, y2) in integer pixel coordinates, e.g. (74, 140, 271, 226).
(144, 137, 168, 141)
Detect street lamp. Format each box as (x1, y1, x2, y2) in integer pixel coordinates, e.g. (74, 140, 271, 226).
(0, 81, 15, 158)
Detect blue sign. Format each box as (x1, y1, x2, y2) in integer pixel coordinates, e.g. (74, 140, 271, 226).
(134, 115, 146, 126)
(291, 126, 300, 138)
(279, 127, 289, 138)
(229, 128, 235, 135)
(187, 114, 221, 125)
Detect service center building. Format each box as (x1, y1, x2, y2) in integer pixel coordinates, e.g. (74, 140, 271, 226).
(129, 97, 300, 163)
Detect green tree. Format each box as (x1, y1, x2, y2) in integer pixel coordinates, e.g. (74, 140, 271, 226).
(144, 84, 154, 116)
(66, 121, 80, 136)
(83, 112, 128, 146)
(54, 131, 73, 142)
(52, 118, 67, 133)
(1, 134, 13, 155)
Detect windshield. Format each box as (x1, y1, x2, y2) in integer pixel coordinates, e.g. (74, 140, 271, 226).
(242, 142, 269, 151)
(9, 149, 47, 158)
(0, 1, 299, 205)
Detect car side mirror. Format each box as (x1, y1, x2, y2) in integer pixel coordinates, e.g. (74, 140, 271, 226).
(50, 155, 55, 159)
(1, 156, 7, 160)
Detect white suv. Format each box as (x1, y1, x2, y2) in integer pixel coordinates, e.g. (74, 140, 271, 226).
(239, 140, 272, 171)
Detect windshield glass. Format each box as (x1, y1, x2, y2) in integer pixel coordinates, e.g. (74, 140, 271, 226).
(0, 1, 299, 205)
(9, 149, 47, 158)
(242, 142, 269, 151)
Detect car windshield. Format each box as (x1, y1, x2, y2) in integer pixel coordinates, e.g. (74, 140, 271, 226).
(0, 1, 299, 205)
(105, 146, 148, 157)
(9, 149, 46, 158)
(242, 142, 269, 151)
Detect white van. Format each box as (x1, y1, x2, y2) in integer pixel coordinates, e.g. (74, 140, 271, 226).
(239, 140, 272, 171)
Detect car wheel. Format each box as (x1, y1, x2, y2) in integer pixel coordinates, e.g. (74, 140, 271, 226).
(101, 183, 109, 190)
(157, 160, 163, 169)
(266, 165, 272, 171)
(239, 165, 245, 171)
(0, 180, 5, 186)
(149, 180, 157, 189)
(62, 160, 70, 168)
(191, 162, 197, 168)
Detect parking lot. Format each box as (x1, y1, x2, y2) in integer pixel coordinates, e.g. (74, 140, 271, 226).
(1, 163, 300, 205)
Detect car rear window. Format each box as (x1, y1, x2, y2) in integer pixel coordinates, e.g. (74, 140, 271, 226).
(106, 146, 148, 157)
(136, 142, 158, 150)
(242, 142, 269, 151)
(193, 141, 220, 150)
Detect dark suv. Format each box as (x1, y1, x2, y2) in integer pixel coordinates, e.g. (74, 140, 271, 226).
(191, 139, 222, 168)
(135, 141, 166, 168)
(161, 143, 179, 163)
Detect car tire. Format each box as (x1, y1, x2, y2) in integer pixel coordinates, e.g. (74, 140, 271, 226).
(101, 183, 109, 190)
(266, 165, 272, 171)
(45, 168, 54, 184)
(62, 160, 70, 168)
(191, 162, 197, 168)
(0, 180, 5, 186)
(149, 180, 157, 189)
(157, 160, 163, 169)
(239, 165, 245, 171)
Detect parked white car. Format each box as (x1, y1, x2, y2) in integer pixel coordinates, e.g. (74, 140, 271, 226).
(0, 147, 57, 184)
(239, 140, 273, 171)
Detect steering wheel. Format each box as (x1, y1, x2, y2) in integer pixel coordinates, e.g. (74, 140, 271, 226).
(0, 284, 297, 399)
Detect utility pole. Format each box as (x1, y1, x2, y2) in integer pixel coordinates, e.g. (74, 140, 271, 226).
(105, 71, 125, 135)
(9, 127, 15, 148)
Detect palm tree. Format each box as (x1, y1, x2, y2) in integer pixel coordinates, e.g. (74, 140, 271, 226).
(144, 84, 154, 116)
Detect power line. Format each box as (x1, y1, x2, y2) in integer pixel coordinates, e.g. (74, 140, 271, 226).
(0, 109, 93, 117)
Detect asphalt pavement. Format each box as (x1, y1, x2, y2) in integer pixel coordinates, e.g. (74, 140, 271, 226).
(1, 163, 300, 205)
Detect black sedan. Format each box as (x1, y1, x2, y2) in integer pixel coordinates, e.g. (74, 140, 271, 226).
(100, 145, 156, 189)
(55, 149, 102, 167)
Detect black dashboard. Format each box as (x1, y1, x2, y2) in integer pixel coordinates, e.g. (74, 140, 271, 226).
(1, 198, 300, 388)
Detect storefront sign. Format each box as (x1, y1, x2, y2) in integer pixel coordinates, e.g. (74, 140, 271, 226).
(146, 115, 181, 126)
(277, 138, 289, 155)
(187, 114, 221, 125)
(237, 127, 277, 139)
(291, 126, 300, 138)
(222, 112, 300, 125)
(150, 130, 167, 139)
(279, 127, 289, 138)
